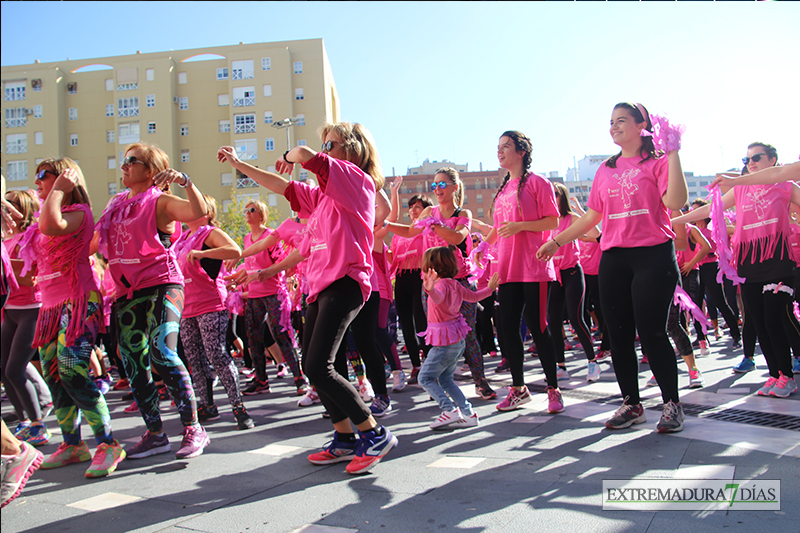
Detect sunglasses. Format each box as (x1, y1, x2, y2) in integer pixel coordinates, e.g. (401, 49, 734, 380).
(244, 207, 257, 214)
(35, 169, 59, 180)
(742, 153, 768, 165)
(121, 155, 147, 168)
(430, 181, 449, 191)
(321, 140, 339, 153)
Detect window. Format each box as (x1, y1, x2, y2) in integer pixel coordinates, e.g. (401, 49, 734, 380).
(69, 107, 78, 120)
(118, 97, 139, 117)
(179, 97, 188, 110)
(33, 105, 42, 118)
(34, 158, 43, 166)
(296, 114, 305, 126)
(299, 170, 308, 181)
(478, 208, 485, 218)
(236, 171, 259, 189)
(232, 86, 255, 107)
(106, 130, 115, 143)
(403, 213, 409, 223)
(218, 94, 230, 106)
(180, 124, 189, 136)
(67, 82, 77, 94)
(231, 60, 254, 80)
(295, 88, 304, 100)
(294, 61, 303, 74)
(263, 84, 272, 97)
(31, 79, 42, 91)
(217, 67, 229, 80)
(178, 72, 187, 84)
(234, 113, 256, 134)
(261, 57, 271, 71)
(148, 122, 156, 134)
(4, 108, 26, 128)
(219, 120, 231, 133)
(6, 160, 28, 182)
(221, 172, 233, 186)
(6, 134, 27, 154)
(70, 134, 78, 146)
(34, 132, 43, 145)
(118, 122, 140, 144)
(4, 81, 25, 101)
(106, 104, 114, 117)
(297, 140, 307, 146)
(105, 79, 114, 91)
(269, 193, 278, 207)
(146, 94, 155, 107)
(234, 139, 257, 161)
(477, 193, 483, 203)
(687, 181, 696, 187)
(146, 68, 155, 81)
(265, 138, 275, 151)
(108, 182, 118, 196)
(264, 111, 273, 124)
(181, 150, 190, 163)
(107, 156, 116, 170)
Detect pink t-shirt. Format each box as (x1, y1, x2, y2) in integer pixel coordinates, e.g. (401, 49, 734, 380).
(390, 233, 425, 276)
(243, 228, 284, 298)
(421, 277, 493, 346)
(587, 156, 675, 251)
(578, 239, 602, 276)
(372, 248, 392, 301)
(553, 215, 580, 272)
(424, 206, 473, 279)
(284, 153, 375, 304)
(492, 173, 559, 284)
(174, 226, 228, 318)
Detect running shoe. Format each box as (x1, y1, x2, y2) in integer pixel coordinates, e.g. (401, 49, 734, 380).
(345, 426, 398, 475)
(489, 350, 498, 358)
(85, 440, 126, 478)
(295, 377, 308, 396)
(407, 367, 420, 385)
(94, 377, 111, 396)
(496, 386, 531, 411)
(308, 432, 357, 465)
(13, 421, 31, 437)
(391, 370, 407, 392)
(276, 363, 288, 378)
(242, 379, 270, 396)
(699, 340, 710, 356)
(359, 379, 375, 403)
(556, 367, 570, 381)
(298, 388, 321, 407)
(587, 361, 601, 383)
(733, 356, 756, 373)
(546, 387, 565, 414)
(769, 372, 798, 398)
(369, 394, 392, 417)
(41, 441, 92, 469)
(646, 374, 658, 387)
(20, 424, 50, 447)
(656, 401, 685, 433)
(175, 426, 210, 459)
(239, 367, 255, 377)
(756, 376, 779, 396)
(1, 441, 43, 509)
(452, 412, 480, 428)
(233, 403, 255, 430)
(494, 358, 510, 374)
(126, 431, 171, 459)
(605, 400, 646, 429)
(595, 350, 611, 362)
(793, 357, 800, 375)
(112, 378, 130, 391)
(688, 368, 705, 389)
(475, 380, 497, 400)
(430, 408, 464, 429)
(528, 344, 538, 356)
(714, 328, 723, 341)
(197, 404, 221, 422)
(124, 401, 139, 413)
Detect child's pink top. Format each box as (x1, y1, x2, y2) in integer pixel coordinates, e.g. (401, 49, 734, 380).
(243, 228, 284, 298)
(695, 225, 718, 266)
(492, 172, 559, 284)
(587, 156, 675, 251)
(424, 206, 473, 279)
(390, 233, 425, 276)
(3, 233, 40, 307)
(553, 215, 580, 274)
(174, 226, 228, 318)
(96, 187, 183, 298)
(284, 153, 375, 304)
(733, 182, 794, 264)
(578, 239, 602, 276)
(420, 277, 493, 346)
(372, 247, 392, 301)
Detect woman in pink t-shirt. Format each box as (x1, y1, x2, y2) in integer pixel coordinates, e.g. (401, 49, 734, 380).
(217, 121, 397, 475)
(538, 103, 689, 433)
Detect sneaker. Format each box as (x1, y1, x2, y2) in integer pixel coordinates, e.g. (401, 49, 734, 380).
(407, 367, 420, 385)
(1, 441, 43, 509)
(124, 400, 139, 413)
(732, 339, 742, 350)
(233, 404, 255, 430)
(547, 387, 565, 414)
(242, 379, 270, 396)
(640, 354, 649, 365)
(475, 380, 497, 400)
(20, 424, 51, 447)
(556, 367, 570, 381)
(85, 440, 126, 478)
(605, 400, 646, 429)
(688, 368, 705, 389)
(197, 404, 220, 422)
(769, 372, 798, 398)
(587, 361, 601, 383)
(595, 350, 611, 362)
(528, 344, 538, 356)
(175, 426, 210, 459)
(126, 431, 171, 459)
(308, 432, 358, 465)
(121, 391, 134, 401)
(41, 441, 92, 469)
(345, 427, 398, 475)
(461, 363, 470, 373)
(239, 367, 255, 376)
(656, 400, 685, 433)
(564, 340, 573, 351)
(646, 374, 658, 387)
(369, 394, 392, 417)
(756, 376, 779, 396)
(496, 386, 531, 411)
(298, 388, 321, 407)
(793, 358, 800, 375)
(94, 377, 111, 396)
(112, 378, 130, 391)
(13, 421, 31, 437)
(715, 329, 723, 341)
(699, 340, 710, 356)
(489, 350, 498, 358)
(494, 358, 510, 373)
(359, 379, 375, 403)
(295, 378, 308, 396)
(430, 409, 464, 429)
(391, 370, 407, 392)
(452, 412, 480, 428)
(321, 410, 331, 419)
(276, 363, 288, 378)
(733, 356, 756, 373)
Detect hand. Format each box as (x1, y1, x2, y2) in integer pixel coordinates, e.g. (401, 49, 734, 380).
(186, 249, 203, 264)
(569, 197, 586, 214)
(680, 263, 694, 276)
(710, 172, 739, 189)
(152, 169, 187, 189)
(223, 269, 250, 289)
(1, 197, 23, 236)
(223, 258, 240, 272)
(487, 272, 500, 291)
(497, 221, 522, 238)
(53, 168, 79, 194)
(536, 240, 559, 261)
(217, 146, 242, 166)
(390, 176, 403, 195)
(422, 268, 439, 292)
(275, 157, 294, 175)
(256, 265, 278, 282)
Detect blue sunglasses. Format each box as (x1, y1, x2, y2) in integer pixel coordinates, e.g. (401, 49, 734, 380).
(430, 181, 448, 191)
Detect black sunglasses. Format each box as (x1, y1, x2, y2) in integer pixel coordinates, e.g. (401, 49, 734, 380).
(244, 207, 257, 214)
(35, 169, 59, 180)
(321, 140, 339, 153)
(121, 155, 147, 168)
(742, 153, 768, 165)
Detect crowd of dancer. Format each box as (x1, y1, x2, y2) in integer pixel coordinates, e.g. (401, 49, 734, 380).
(2, 103, 800, 508)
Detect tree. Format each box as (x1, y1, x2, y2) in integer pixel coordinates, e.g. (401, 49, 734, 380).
(217, 186, 279, 251)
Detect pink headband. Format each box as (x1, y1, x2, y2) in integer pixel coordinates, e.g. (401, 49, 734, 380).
(635, 102, 650, 128)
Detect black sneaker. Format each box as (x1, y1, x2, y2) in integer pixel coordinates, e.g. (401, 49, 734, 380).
(494, 358, 510, 374)
(197, 404, 220, 422)
(475, 380, 497, 400)
(242, 380, 270, 396)
(232, 404, 255, 430)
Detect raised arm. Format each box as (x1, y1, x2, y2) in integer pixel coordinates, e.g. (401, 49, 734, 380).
(712, 161, 800, 189)
(218, 145, 315, 195)
(662, 151, 689, 211)
(38, 169, 85, 236)
(156, 169, 207, 225)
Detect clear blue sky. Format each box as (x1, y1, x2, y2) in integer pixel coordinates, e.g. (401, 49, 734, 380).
(2, 1, 798, 179)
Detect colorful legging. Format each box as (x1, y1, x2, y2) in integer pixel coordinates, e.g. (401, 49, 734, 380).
(180, 310, 241, 408)
(116, 284, 197, 432)
(39, 294, 113, 446)
(245, 295, 302, 384)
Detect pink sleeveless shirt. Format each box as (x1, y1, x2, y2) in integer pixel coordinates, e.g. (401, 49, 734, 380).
(174, 226, 228, 318)
(425, 206, 473, 279)
(3, 233, 40, 307)
(243, 228, 284, 298)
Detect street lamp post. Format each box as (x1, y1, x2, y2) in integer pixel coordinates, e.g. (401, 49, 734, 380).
(272, 117, 300, 180)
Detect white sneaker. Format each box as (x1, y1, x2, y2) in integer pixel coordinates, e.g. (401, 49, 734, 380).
(587, 361, 601, 383)
(391, 370, 407, 392)
(452, 412, 480, 428)
(646, 374, 658, 387)
(699, 340, 710, 356)
(688, 368, 705, 389)
(297, 388, 320, 407)
(359, 379, 375, 403)
(430, 408, 464, 429)
(556, 367, 570, 381)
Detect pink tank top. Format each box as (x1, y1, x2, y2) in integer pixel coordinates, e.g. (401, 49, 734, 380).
(174, 226, 228, 318)
(425, 206, 472, 279)
(3, 233, 40, 306)
(243, 228, 285, 298)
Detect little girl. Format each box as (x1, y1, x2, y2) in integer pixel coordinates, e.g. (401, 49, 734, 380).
(419, 246, 499, 429)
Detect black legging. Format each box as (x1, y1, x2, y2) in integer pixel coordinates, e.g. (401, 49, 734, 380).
(681, 270, 706, 342)
(599, 241, 679, 405)
(584, 274, 609, 352)
(547, 265, 595, 364)
(740, 276, 796, 378)
(497, 282, 558, 389)
(698, 262, 742, 342)
(476, 292, 498, 354)
(394, 269, 427, 367)
(301, 276, 370, 425)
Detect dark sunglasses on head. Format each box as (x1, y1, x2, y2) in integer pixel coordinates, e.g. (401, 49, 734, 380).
(742, 153, 768, 165)
(430, 181, 448, 191)
(35, 169, 59, 180)
(121, 155, 147, 168)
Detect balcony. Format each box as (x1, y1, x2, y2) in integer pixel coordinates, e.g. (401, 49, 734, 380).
(234, 123, 256, 134)
(236, 177, 259, 188)
(4, 117, 26, 128)
(118, 107, 139, 118)
(237, 150, 257, 161)
(117, 83, 138, 91)
(233, 96, 255, 107)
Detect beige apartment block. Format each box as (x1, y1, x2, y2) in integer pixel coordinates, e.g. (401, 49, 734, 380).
(1, 39, 340, 223)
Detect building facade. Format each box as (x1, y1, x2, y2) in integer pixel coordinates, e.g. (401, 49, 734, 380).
(2, 39, 340, 223)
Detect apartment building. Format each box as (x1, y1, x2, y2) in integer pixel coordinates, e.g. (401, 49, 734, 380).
(1, 39, 340, 222)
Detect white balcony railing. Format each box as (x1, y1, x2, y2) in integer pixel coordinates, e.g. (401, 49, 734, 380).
(234, 123, 256, 134)
(118, 107, 139, 118)
(232, 96, 255, 107)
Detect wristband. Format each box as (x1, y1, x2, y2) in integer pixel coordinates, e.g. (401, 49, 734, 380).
(553, 238, 561, 248)
(283, 150, 295, 164)
(179, 173, 191, 188)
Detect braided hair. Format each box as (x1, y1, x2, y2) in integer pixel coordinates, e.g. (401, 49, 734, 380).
(605, 102, 660, 169)
(490, 131, 533, 217)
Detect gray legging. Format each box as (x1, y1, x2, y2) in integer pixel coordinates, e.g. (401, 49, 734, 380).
(1, 307, 51, 421)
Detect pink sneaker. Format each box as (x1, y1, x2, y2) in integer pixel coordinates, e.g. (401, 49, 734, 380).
(546, 387, 565, 414)
(175, 425, 210, 459)
(496, 386, 531, 411)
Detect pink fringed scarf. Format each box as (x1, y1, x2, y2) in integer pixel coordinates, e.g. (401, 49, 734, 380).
(673, 285, 711, 335)
(707, 185, 745, 285)
(414, 216, 443, 236)
(467, 240, 495, 282)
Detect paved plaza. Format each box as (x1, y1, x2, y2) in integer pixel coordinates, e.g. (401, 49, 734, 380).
(2, 335, 798, 533)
